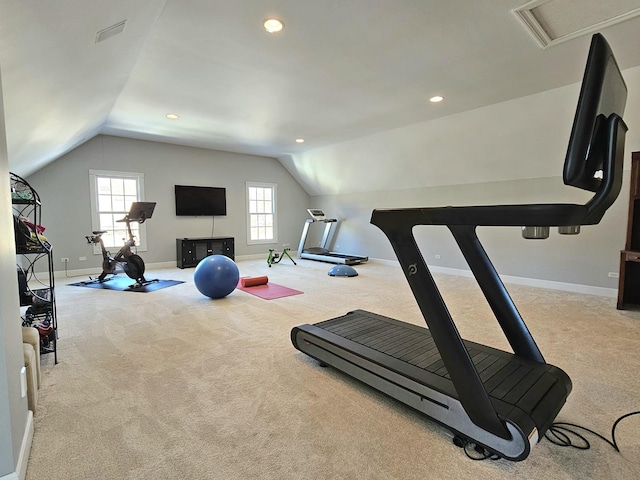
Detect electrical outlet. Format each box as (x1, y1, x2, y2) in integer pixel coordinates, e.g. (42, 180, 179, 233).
(61, 257, 69, 263)
(608, 272, 619, 278)
(434, 254, 441, 259)
(79, 256, 87, 261)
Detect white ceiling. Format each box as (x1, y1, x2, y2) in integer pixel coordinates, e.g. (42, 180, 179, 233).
(2, 0, 640, 178)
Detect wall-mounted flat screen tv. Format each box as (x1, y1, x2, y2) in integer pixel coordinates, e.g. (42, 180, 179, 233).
(175, 185, 227, 216)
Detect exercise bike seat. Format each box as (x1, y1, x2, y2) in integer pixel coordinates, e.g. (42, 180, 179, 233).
(92, 230, 107, 235)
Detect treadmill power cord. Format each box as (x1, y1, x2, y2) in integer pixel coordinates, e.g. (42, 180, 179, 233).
(544, 411, 640, 453)
(453, 410, 639, 461)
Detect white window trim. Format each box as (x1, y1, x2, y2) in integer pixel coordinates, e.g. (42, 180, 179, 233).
(246, 181, 278, 245)
(89, 169, 148, 254)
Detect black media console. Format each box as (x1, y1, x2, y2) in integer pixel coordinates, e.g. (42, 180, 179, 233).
(176, 237, 234, 268)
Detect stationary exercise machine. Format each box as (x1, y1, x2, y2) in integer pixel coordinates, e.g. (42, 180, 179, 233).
(267, 247, 296, 267)
(297, 209, 368, 265)
(85, 202, 157, 288)
(291, 34, 627, 461)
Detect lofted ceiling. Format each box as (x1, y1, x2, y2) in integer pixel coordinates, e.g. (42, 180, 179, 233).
(2, 0, 640, 178)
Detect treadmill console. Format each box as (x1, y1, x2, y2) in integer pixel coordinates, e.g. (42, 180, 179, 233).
(307, 209, 326, 221)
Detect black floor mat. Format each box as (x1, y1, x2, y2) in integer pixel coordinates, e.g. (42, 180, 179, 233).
(69, 276, 184, 292)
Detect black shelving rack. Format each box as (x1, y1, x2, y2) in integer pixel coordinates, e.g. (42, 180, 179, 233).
(11, 172, 57, 363)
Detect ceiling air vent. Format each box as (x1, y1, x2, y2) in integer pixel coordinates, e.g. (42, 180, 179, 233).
(95, 20, 127, 44)
(513, 0, 640, 48)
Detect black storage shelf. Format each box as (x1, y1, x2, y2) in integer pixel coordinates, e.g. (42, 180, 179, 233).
(11, 198, 42, 206)
(11, 172, 58, 363)
(16, 243, 53, 254)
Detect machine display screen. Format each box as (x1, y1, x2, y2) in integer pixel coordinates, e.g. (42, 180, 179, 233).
(307, 209, 325, 220)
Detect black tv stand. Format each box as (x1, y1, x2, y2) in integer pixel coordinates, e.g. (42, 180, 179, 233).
(176, 237, 234, 268)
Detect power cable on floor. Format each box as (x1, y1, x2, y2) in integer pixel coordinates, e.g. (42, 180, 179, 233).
(544, 411, 640, 453)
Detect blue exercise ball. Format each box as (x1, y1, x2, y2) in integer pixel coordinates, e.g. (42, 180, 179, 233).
(193, 255, 240, 298)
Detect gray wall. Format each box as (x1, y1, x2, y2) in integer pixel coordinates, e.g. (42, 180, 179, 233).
(282, 65, 640, 291)
(25, 135, 311, 272)
(312, 175, 628, 289)
(1, 66, 29, 478)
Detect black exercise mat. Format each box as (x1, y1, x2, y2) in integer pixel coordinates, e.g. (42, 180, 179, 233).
(69, 276, 184, 292)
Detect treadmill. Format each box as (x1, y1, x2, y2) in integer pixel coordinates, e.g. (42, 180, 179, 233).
(291, 34, 627, 461)
(297, 209, 368, 265)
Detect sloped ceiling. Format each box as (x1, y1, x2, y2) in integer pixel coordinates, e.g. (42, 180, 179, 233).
(2, 0, 640, 183)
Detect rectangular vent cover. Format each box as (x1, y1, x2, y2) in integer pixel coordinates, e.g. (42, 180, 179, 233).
(95, 20, 127, 44)
(514, 0, 640, 48)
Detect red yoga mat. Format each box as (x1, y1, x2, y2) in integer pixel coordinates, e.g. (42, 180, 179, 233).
(237, 277, 303, 300)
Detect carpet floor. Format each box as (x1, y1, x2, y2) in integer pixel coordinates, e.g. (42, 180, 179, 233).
(26, 258, 640, 479)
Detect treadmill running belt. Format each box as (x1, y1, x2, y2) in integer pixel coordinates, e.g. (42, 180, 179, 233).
(313, 310, 559, 405)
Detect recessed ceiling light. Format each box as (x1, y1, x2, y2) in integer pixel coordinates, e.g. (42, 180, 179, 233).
(263, 17, 284, 33)
(166, 113, 179, 120)
(430, 96, 444, 103)
(295, 138, 304, 143)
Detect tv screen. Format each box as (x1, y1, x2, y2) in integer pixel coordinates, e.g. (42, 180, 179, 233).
(175, 185, 227, 216)
(564, 33, 627, 192)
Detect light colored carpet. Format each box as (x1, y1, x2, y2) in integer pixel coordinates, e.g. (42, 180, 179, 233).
(26, 258, 640, 479)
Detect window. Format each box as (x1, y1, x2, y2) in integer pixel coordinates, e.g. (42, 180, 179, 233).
(89, 170, 147, 252)
(246, 182, 277, 245)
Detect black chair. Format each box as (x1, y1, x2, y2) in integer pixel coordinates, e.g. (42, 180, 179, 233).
(291, 33, 627, 460)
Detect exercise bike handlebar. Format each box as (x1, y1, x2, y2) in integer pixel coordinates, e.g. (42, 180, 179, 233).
(117, 214, 149, 224)
(87, 216, 137, 246)
(86, 234, 103, 244)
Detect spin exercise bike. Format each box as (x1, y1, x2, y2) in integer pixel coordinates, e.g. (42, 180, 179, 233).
(85, 202, 157, 288)
(291, 34, 627, 461)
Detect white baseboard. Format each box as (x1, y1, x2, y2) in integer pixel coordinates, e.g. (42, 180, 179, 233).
(0, 470, 19, 479)
(369, 258, 617, 298)
(368, 257, 399, 267)
(52, 255, 615, 297)
(1, 410, 34, 480)
(17, 410, 33, 480)
(52, 256, 271, 278)
(499, 272, 616, 297)
(53, 261, 177, 279)
(235, 253, 271, 261)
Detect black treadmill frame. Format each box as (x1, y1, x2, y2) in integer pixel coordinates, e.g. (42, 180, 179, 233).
(291, 33, 628, 461)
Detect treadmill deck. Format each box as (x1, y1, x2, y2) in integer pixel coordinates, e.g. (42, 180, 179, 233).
(300, 251, 368, 265)
(292, 310, 571, 447)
